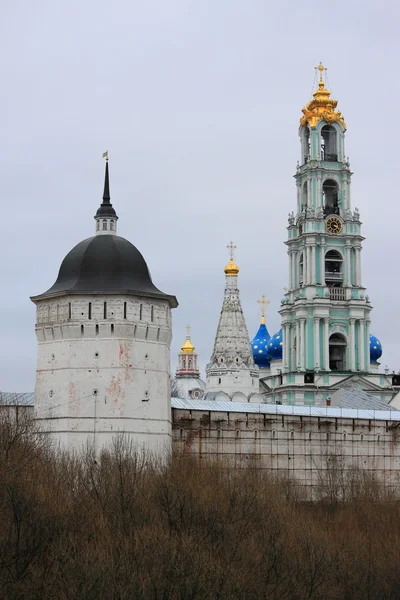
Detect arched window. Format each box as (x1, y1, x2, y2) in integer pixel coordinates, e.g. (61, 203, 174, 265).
(110, 220, 114, 231)
(325, 250, 343, 286)
(299, 253, 304, 286)
(323, 179, 339, 215)
(329, 333, 347, 371)
(321, 125, 338, 162)
(102, 220, 107, 230)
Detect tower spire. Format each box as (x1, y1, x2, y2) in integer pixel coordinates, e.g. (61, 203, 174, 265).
(94, 152, 118, 235)
(206, 245, 259, 398)
(102, 151, 110, 203)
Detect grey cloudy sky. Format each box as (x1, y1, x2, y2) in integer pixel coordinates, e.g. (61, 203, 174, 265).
(2, 0, 400, 391)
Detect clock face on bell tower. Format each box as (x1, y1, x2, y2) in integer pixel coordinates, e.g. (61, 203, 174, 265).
(326, 216, 342, 235)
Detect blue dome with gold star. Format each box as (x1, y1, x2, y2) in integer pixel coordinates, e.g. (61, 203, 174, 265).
(267, 329, 283, 361)
(369, 334, 382, 363)
(251, 322, 271, 367)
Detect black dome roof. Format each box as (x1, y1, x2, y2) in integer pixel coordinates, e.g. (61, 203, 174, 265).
(31, 235, 178, 307)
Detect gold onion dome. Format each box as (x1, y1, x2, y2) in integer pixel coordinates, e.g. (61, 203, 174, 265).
(181, 325, 195, 353)
(300, 62, 346, 130)
(224, 257, 240, 277)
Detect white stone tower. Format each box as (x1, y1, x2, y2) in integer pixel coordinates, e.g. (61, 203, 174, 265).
(206, 243, 259, 401)
(31, 155, 178, 452)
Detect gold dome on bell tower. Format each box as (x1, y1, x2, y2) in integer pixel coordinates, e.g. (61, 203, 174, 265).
(300, 62, 346, 130)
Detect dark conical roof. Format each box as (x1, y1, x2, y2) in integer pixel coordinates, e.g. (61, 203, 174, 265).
(31, 235, 178, 307)
(95, 160, 118, 219)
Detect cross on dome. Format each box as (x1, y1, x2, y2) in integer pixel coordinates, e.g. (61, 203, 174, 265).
(257, 294, 270, 324)
(224, 241, 240, 277)
(315, 61, 327, 83)
(227, 241, 236, 260)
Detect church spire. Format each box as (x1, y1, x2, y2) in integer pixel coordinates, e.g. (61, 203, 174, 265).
(205, 244, 259, 399)
(102, 154, 111, 203)
(94, 152, 118, 235)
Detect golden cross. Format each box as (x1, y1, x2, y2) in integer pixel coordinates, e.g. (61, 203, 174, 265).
(315, 61, 327, 82)
(257, 294, 270, 323)
(185, 324, 191, 338)
(102, 150, 109, 161)
(227, 241, 236, 260)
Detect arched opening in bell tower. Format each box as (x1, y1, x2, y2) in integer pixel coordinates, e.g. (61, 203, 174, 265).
(325, 250, 343, 287)
(329, 333, 347, 371)
(321, 126, 338, 162)
(323, 179, 339, 216)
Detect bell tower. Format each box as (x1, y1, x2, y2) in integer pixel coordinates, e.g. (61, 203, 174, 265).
(265, 64, 386, 404)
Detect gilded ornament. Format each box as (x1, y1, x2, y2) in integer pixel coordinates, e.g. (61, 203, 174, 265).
(300, 64, 346, 129)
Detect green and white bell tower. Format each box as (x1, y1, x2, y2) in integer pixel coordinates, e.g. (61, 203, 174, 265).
(262, 63, 391, 405)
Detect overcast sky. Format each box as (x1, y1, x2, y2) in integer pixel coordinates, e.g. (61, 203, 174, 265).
(2, 0, 400, 391)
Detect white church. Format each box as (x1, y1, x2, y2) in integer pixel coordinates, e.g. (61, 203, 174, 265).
(13, 64, 400, 487)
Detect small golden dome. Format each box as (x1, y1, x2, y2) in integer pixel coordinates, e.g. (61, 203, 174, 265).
(181, 324, 195, 353)
(181, 338, 195, 353)
(224, 257, 239, 276)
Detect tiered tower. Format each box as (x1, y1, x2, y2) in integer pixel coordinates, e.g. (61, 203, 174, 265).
(31, 156, 178, 451)
(262, 64, 387, 404)
(206, 243, 259, 401)
(173, 325, 206, 400)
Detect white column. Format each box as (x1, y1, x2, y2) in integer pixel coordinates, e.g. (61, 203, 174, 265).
(295, 323, 300, 369)
(311, 245, 316, 284)
(355, 248, 361, 286)
(349, 319, 356, 371)
(282, 324, 287, 367)
(307, 176, 312, 208)
(320, 242, 325, 286)
(283, 324, 290, 371)
(297, 182, 301, 213)
(314, 317, 320, 370)
(358, 319, 365, 371)
(366, 320, 371, 371)
(291, 252, 296, 290)
(300, 319, 305, 370)
(306, 246, 311, 285)
(316, 176, 321, 209)
(324, 318, 330, 371)
(345, 245, 351, 287)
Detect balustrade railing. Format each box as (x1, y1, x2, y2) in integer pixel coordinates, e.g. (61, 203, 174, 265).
(329, 287, 346, 301)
